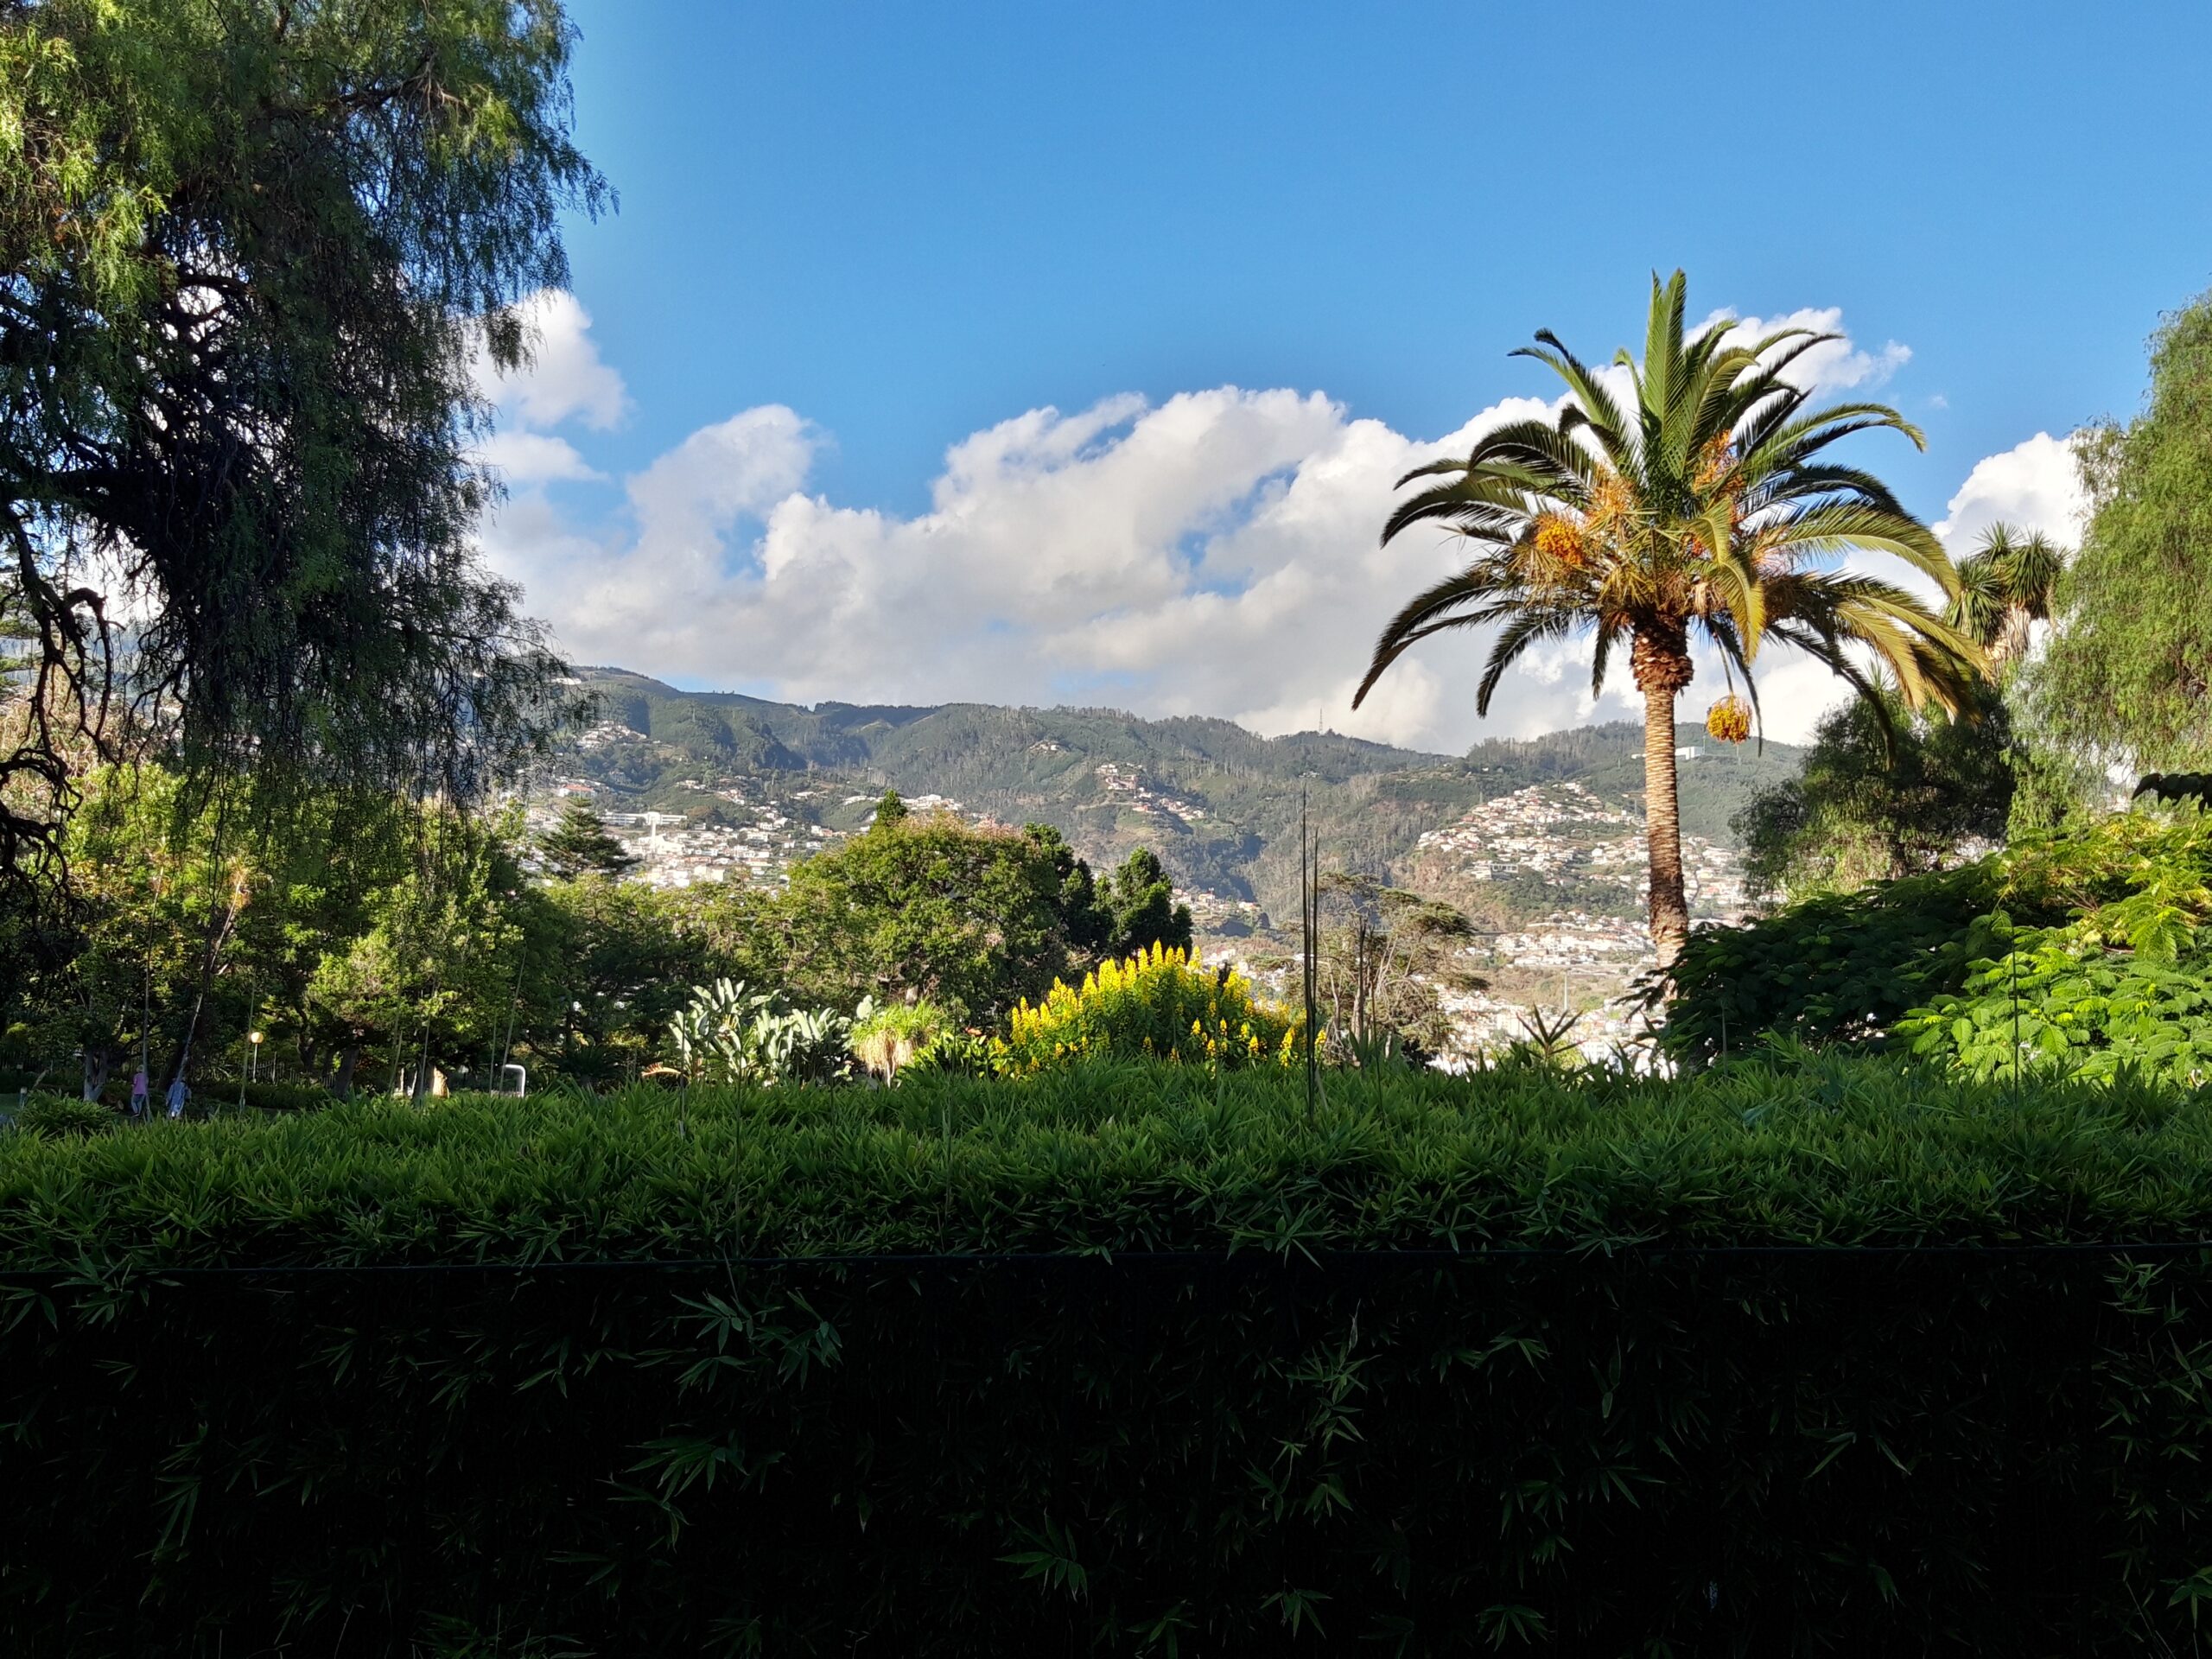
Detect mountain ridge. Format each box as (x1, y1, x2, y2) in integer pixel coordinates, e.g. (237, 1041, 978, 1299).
(550, 666, 1805, 927)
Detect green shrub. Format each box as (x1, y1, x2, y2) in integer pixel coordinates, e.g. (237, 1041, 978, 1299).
(1664, 809, 2212, 1069)
(994, 942, 1301, 1071)
(8, 1064, 2212, 1651)
(1898, 932, 2212, 1087)
(236, 1079, 336, 1113)
(900, 1023, 994, 1077)
(1660, 864, 2010, 1063)
(849, 998, 950, 1078)
(9, 1094, 115, 1139)
(10, 1058, 2212, 1267)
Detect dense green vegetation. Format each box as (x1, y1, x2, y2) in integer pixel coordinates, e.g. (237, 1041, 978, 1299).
(1732, 683, 2018, 899)
(2032, 289, 2212, 768)
(9, 1064, 2212, 1652)
(0, 772, 1205, 1097)
(10, 1058, 2212, 1266)
(1667, 806, 2212, 1084)
(0, 0, 601, 888)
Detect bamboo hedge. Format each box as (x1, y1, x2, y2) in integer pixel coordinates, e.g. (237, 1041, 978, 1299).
(6, 1061, 2212, 1653)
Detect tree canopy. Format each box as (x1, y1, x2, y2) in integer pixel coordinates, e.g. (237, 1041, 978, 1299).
(2031, 293, 2212, 769)
(539, 802, 639, 880)
(1096, 847, 1195, 960)
(0, 0, 604, 883)
(1733, 684, 2016, 900)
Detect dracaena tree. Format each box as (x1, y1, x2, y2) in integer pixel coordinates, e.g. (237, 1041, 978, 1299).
(1946, 523, 2063, 673)
(1354, 271, 1983, 966)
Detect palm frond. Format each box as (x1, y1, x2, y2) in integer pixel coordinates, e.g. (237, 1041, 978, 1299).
(1759, 501, 1954, 592)
(1511, 335, 1631, 457)
(1476, 608, 1581, 715)
(1352, 565, 1522, 707)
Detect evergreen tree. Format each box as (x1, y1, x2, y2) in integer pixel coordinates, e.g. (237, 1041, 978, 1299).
(2032, 292, 2212, 768)
(539, 803, 639, 881)
(755, 815, 1079, 1020)
(0, 0, 605, 887)
(1100, 848, 1195, 958)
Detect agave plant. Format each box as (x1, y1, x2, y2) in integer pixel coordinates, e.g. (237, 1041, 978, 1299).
(669, 980, 855, 1086)
(1354, 271, 1984, 965)
(751, 1005, 855, 1085)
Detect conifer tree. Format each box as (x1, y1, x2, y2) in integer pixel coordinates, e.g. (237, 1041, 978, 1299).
(1101, 848, 1194, 958)
(539, 803, 638, 881)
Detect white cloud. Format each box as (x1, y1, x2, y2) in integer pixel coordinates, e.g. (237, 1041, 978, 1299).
(1932, 431, 2086, 548)
(1709, 306, 1911, 395)
(474, 289, 629, 433)
(477, 430, 601, 486)
(474, 296, 2057, 757)
(479, 386, 1600, 752)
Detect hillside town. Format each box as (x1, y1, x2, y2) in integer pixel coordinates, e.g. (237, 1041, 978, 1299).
(1413, 781, 1752, 918)
(523, 778, 850, 888)
(518, 761, 1756, 1066)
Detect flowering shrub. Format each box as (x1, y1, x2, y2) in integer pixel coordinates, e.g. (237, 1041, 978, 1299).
(994, 942, 1304, 1071)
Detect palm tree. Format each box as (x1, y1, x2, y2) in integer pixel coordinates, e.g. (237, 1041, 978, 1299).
(1945, 522, 2061, 673)
(1353, 271, 1984, 967)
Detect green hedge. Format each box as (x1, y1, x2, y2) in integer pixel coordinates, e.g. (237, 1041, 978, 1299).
(8, 1064, 2212, 1652)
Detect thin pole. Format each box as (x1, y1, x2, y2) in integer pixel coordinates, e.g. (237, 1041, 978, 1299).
(496, 953, 524, 1087)
(2010, 915, 2021, 1104)
(1292, 791, 1309, 1132)
(238, 982, 254, 1109)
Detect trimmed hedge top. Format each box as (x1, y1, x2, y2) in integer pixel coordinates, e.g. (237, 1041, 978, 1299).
(4, 1058, 2212, 1271)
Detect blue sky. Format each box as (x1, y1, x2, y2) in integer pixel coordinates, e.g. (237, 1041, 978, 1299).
(477, 0, 2212, 748)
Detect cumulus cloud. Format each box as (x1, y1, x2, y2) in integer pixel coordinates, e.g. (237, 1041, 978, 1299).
(472, 295, 2064, 755)
(1709, 306, 1911, 395)
(474, 289, 630, 434)
(478, 430, 601, 486)
(1932, 431, 2087, 548)
(479, 384, 1599, 751)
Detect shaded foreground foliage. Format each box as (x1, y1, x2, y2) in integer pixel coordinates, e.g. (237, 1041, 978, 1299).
(1665, 806, 2212, 1084)
(9, 1064, 2212, 1651)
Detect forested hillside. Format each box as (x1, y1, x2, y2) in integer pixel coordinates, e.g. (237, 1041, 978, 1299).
(554, 668, 1802, 918)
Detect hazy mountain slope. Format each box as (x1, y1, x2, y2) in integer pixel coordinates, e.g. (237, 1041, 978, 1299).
(556, 667, 1804, 922)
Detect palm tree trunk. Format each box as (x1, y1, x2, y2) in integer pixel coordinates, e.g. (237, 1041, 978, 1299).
(1642, 683, 1691, 969)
